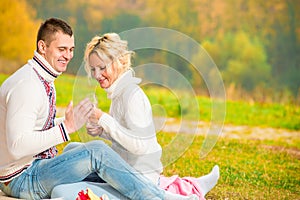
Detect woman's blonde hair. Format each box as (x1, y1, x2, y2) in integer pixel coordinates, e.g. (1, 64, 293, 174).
(84, 33, 134, 78)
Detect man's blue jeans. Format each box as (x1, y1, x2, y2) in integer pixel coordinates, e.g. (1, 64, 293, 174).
(0, 140, 164, 199)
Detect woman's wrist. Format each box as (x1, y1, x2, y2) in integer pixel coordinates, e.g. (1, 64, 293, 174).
(96, 109, 103, 120)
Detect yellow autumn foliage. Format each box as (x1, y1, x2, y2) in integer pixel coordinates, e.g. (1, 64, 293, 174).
(0, 0, 41, 65)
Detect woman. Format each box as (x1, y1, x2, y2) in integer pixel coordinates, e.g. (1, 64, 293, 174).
(51, 34, 200, 200)
(84, 33, 220, 199)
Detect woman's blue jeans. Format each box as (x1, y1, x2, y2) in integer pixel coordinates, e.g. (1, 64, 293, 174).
(0, 140, 164, 199)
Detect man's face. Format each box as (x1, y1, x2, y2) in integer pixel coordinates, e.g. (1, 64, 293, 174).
(40, 31, 75, 73)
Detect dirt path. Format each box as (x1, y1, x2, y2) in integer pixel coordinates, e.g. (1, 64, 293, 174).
(154, 116, 300, 140)
(154, 117, 300, 159)
(56, 106, 300, 140)
(56, 106, 300, 141)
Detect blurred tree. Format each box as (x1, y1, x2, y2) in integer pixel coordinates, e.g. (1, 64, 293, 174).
(193, 0, 299, 98)
(144, 0, 198, 38)
(202, 31, 271, 91)
(101, 13, 142, 33)
(27, 0, 71, 20)
(267, 0, 300, 96)
(192, 0, 228, 40)
(70, 0, 145, 33)
(0, 0, 40, 66)
(8, 0, 300, 101)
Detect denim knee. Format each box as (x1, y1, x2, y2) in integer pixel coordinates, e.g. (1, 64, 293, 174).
(63, 142, 83, 152)
(83, 140, 109, 152)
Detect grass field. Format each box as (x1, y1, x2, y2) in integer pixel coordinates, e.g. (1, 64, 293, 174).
(1, 73, 299, 130)
(158, 132, 300, 199)
(54, 74, 300, 131)
(1, 72, 299, 199)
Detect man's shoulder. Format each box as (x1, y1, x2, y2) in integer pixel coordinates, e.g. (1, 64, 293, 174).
(1, 65, 40, 92)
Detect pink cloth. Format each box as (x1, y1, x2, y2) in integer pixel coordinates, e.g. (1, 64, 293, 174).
(159, 175, 205, 200)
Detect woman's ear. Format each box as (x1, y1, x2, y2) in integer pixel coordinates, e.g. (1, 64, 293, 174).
(37, 40, 47, 54)
(119, 56, 127, 66)
(117, 59, 126, 74)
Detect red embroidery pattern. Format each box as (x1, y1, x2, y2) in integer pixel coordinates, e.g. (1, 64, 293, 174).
(33, 68, 58, 159)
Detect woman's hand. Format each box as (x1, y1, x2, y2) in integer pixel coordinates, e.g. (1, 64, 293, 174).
(86, 107, 104, 136)
(89, 107, 103, 124)
(86, 122, 103, 137)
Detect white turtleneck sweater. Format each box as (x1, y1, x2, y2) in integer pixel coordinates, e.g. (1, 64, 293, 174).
(0, 51, 69, 182)
(98, 70, 163, 184)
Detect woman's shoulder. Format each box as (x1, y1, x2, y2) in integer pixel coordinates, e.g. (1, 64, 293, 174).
(123, 84, 145, 100)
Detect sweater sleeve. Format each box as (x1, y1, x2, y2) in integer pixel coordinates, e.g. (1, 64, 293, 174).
(99, 88, 157, 155)
(5, 79, 69, 159)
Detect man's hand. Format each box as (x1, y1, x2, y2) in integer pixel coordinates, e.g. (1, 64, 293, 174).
(64, 98, 94, 133)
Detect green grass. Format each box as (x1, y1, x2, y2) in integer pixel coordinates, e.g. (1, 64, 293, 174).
(1, 73, 299, 130)
(158, 132, 300, 199)
(225, 100, 300, 130)
(145, 88, 300, 131)
(58, 129, 300, 199)
(0, 73, 8, 83)
(54, 74, 300, 199)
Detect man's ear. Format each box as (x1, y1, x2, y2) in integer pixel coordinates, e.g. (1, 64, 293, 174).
(37, 40, 47, 54)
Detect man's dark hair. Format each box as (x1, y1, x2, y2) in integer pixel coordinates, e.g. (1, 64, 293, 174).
(36, 18, 73, 49)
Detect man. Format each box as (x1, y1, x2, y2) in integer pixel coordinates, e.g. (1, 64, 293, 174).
(0, 17, 168, 200)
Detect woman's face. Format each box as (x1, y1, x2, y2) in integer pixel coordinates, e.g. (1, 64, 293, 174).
(89, 52, 120, 89)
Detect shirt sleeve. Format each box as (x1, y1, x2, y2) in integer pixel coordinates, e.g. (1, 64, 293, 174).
(54, 117, 65, 125)
(5, 79, 70, 159)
